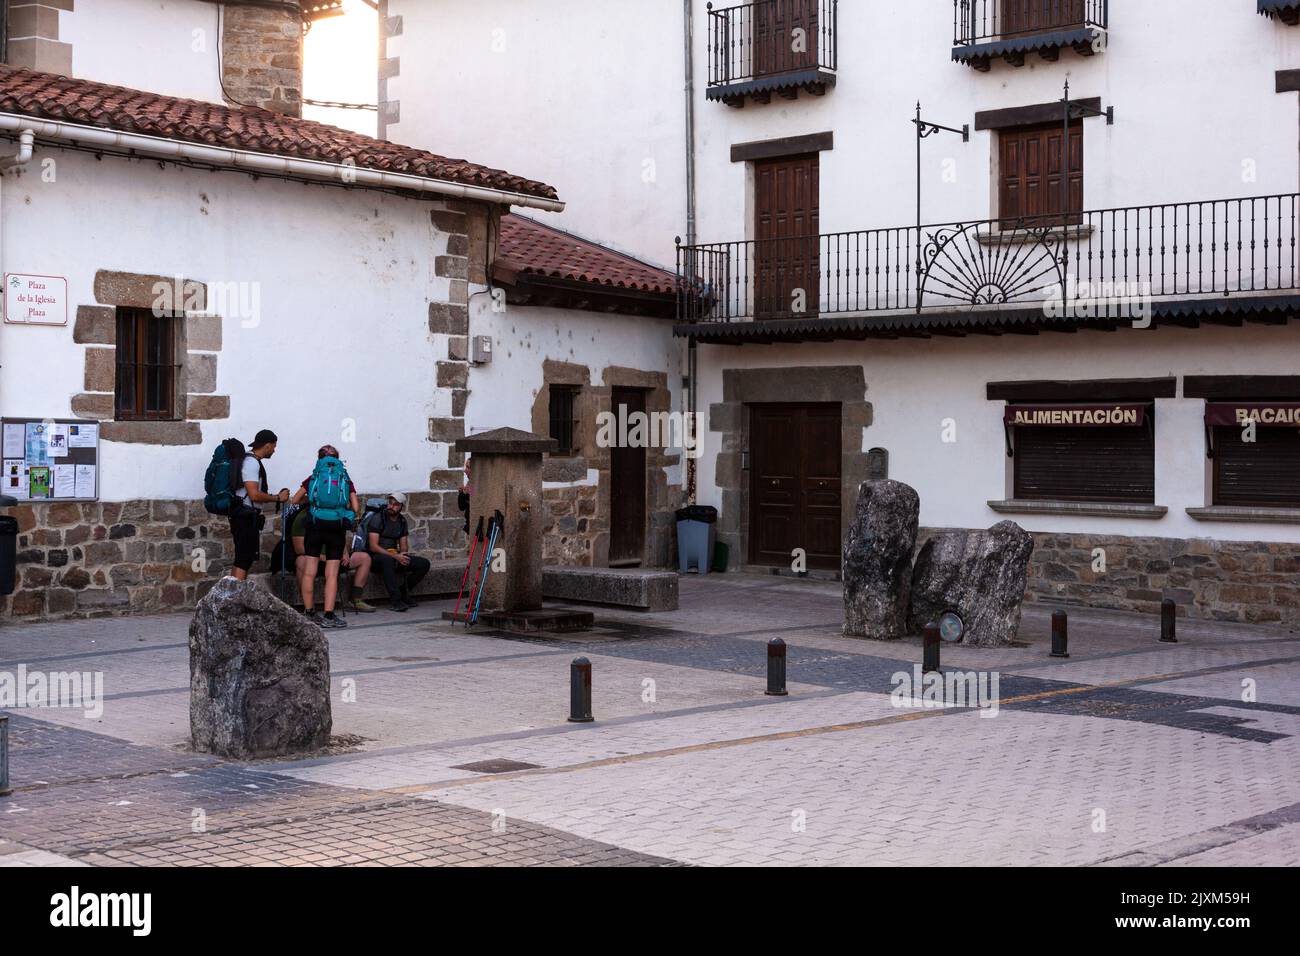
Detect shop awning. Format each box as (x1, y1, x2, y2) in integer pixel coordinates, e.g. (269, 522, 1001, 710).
(1205, 402, 1300, 427)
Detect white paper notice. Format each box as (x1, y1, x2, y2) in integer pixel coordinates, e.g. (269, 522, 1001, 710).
(74, 464, 96, 499)
(48, 424, 70, 458)
(3, 459, 27, 498)
(67, 423, 98, 449)
(2, 424, 23, 458)
(53, 464, 76, 498)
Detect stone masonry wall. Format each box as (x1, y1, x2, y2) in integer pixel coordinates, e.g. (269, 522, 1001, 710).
(220, 4, 303, 116)
(917, 526, 1300, 628)
(1, 491, 461, 623)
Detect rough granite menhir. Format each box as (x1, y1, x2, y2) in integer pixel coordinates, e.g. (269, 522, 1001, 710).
(189, 576, 331, 759)
(843, 480, 920, 640)
(909, 521, 1035, 648)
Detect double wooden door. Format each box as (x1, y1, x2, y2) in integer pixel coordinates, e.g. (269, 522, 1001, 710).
(749, 403, 841, 570)
(754, 153, 820, 319)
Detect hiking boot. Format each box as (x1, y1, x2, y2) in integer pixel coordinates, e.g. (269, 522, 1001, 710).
(351, 599, 378, 613)
(304, 610, 321, 625)
(390, 599, 410, 612)
(321, 614, 348, 629)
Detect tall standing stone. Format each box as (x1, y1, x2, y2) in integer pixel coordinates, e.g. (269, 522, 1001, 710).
(843, 480, 921, 640)
(189, 577, 331, 758)
(908, 521, 1035, 647)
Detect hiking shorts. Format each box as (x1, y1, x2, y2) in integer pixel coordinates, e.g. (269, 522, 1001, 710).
(304, 516, 348, 563)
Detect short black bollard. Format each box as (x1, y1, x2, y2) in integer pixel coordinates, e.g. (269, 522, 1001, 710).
(568, 657, 594, 723)
(765, 638, 788, 697)
(1160, 598, 1178, 644)
(1050, 610, 1070, 658)
(0, 714, 11, 797)
(923, 623, 941, 674)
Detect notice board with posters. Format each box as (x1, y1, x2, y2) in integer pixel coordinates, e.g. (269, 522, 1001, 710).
(1, 417, 100, 502)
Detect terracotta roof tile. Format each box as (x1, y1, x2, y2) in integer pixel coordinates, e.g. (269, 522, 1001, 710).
(0, 65, 558, 202)
(496, 214, 677, 298)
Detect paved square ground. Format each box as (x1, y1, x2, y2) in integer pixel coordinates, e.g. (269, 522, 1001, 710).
(2, 574, 1297, 866)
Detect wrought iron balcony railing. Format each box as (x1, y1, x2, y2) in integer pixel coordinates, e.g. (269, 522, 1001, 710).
(954, 0, 1107, 46)
(676, 195, 1300, 324)
(706, 0, 837, 101)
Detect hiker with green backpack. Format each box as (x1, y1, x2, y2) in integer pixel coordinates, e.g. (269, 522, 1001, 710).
(288, 444, 359, 629)
(203, 429, 290, 581)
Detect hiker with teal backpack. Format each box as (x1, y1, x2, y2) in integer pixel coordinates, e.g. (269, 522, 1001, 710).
(203, 429, 289, 580)
(288, 444, 358, 629)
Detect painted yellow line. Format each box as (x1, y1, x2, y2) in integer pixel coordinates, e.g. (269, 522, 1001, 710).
(383, 666, 1208, 797)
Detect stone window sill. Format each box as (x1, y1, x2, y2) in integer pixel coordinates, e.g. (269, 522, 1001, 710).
(1186, 506, 1300, 525)
(988, 499, 1168, 519)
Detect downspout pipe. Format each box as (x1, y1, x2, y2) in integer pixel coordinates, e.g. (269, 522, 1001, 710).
(0, 115, 566, 212)
(683, 0, 699, 504)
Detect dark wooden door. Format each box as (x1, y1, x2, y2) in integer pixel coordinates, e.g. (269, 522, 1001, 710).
(609, 387, 647, 565)
(755, 153, 820, 320)
(999, 120, 1082, 224)
(750, 403, 841, 570)
(1001, 0, 1085, 37)
(754, 0, 820, 77)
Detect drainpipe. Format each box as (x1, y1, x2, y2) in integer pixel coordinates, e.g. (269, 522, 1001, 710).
(683, 0, 699, 504)
(0, 129, 36, 326)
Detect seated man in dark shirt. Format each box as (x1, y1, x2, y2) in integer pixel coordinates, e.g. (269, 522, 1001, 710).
(364, 492, 431, 612)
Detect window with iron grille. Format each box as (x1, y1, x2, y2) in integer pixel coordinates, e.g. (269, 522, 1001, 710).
(115, 308, 182, 421)
(548, 385, 580, 456)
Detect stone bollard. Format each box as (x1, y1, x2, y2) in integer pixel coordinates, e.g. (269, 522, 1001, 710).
(568, 657, 594, 723)
(765, 638, 788, 697)
(1051, 610, 1070, 658)
(1160, 598, 1178, 644)
(923, 623, 941, 674)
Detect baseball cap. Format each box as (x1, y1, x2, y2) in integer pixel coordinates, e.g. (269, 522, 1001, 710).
(389, 492, 408, 506)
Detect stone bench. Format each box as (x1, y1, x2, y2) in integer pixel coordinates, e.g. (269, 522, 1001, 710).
(251, 560, 467, 607)
(541, 566, 678, 611)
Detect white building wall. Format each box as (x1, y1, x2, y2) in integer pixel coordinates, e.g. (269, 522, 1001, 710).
(0, 147, 446, 501)
(60, 0, 227, 104)
(695, 324, 1300, 544)
(464, 295, 684, 490)
(386, 0, 687, 267)
(390, 1, 1300, 262)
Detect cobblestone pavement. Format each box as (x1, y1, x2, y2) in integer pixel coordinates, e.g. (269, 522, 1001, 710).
(1, 573, 1297, 866)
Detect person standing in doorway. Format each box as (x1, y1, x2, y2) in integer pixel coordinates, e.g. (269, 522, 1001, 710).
(231, 429, 289, 581)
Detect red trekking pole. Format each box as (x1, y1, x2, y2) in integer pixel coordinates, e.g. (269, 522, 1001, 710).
(453, 515, 485, 623)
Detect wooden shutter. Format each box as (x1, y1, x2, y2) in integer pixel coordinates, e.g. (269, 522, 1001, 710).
(1001, 0, 1086, 37)
(754, 0, 820, 77)
(1013, 419, 1155, 503)
(754, 153, 820, 319)
(1214, 426, 1300, 508)
(999, 120, 1083, 224)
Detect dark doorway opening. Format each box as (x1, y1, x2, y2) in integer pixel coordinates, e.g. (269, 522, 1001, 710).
(609, 387, 648, 566)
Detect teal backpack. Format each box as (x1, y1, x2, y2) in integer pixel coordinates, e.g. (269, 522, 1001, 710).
(307, 456, 354, 522)
(203, 438, 248, 516)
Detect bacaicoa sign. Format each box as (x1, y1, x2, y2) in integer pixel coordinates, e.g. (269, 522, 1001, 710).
(4, 273, 67, 326)
(1205, 402, 1300, 427)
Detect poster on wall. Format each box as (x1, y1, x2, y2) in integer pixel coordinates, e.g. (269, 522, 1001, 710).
(1, 417, 100, 501)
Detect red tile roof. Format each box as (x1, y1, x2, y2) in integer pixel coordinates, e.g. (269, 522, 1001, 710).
(496, 214, 677, 298)
(0, 65, 558, 202)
